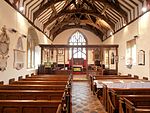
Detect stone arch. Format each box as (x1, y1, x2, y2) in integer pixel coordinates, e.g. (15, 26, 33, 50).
(27, 27, 39, 46)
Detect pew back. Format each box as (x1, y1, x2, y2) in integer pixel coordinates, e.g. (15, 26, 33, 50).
(119, 95, 150, 113)
(0, 100, 61, 113)
(10, 80, 67, 85)
(0, 84, 66, 90)
(107, 88, 150, 113)
(0, 90, 64, 100)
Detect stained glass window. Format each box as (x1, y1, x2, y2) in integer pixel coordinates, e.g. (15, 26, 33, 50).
(69, 31, 87, 59)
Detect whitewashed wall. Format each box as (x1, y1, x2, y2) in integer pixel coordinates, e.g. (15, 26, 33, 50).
(53, 28, 102, 45)
(103, 11, 150, 79)
(0, 0, 51, 84)
(53, 28, 102, 64)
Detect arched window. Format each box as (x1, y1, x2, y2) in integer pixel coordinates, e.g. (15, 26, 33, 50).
(27, 27, 39, 69)
(27, 35, 35, 68)
(69, 31, 87, 59)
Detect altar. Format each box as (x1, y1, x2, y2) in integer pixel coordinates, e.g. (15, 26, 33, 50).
(73, 65, 83, 72)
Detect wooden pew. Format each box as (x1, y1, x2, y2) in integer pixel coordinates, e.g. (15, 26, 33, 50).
(29, 74, 69, 78)
(0, 84, 71, 109)
(94, 79, 150, 112)
(17, 78, 71, 87)
(0, 84, 66, 90)
(107, 88, 150, 113)
(89, 74, 135, 91)
(10, 80, 68, 85)
(0, 100, 61, 113)
(119, 95, 150, 113)
(21, 77, 69, 81)
(92, 76, 137, 93)
(28, 74, 71, 80)
(5, 74, 72, 113)
(0, 89, 65, 100)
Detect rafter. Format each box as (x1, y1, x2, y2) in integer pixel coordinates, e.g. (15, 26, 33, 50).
(51, 4, 57, 15)
(33, 0, 127, 22)
(39, 0, 46, 7)
(49, 18, 108, 37)
(84, 15, 109, 34)
(33, 0, 59, 21)
(83, 0, 98, 12)
(101, 5, 108, 15)
(47, 18, 105, 40)
(44, 0, 74, 23)
(44, 9, 115, 30)
(33, 0, 71, 21)
(81, 20, 107, 34)
(12, 0, 20, 8)
(96, 0, 128, 22)
(86, 15, 93, 22)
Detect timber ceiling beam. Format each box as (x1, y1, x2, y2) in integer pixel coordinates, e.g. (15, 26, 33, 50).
(83, 0, 97, 11)
(50, 19, 107, 36)
(51, 4, 57, 15)
(47, 14, 71, 30)
(86, 15, 94, 23)
(33, 0, 64, 21)
(12, 0, 20, 8)
(48, 18, 105, 39)
(101, 5, 108, 15)
(44, 9, 115, 30)
(95, 0, 128, 22)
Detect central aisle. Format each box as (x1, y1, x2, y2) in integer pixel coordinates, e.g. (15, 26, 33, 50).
(71, 80, 106, 113)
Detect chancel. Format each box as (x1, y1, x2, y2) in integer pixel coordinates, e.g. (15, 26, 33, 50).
(0, 0, 150, 113)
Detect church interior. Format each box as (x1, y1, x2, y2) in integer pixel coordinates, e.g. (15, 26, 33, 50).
(0, 0, 150, 113)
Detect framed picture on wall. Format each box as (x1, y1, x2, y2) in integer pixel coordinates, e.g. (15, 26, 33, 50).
(138, 50, 145, 65)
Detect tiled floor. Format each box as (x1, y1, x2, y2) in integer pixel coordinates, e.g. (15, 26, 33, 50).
(71, 81, 106, 113)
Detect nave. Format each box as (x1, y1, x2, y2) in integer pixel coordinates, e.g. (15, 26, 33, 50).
(1, 72, 150, 113)
(1, 0, 150, 113)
